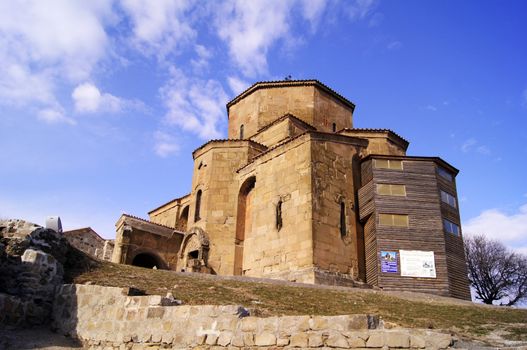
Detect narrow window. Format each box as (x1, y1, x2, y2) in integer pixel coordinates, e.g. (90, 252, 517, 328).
(377, 184, 406, 196)
(379, 214, 409, 227)
(440, 190, 457, 208)
(438, 166, 453, 181)
(332, 123, 337, 132)
(240, 124, 244, 139)
(340, 201, 346, 236)
(194, 190, 202, 222)
(443, 218, 460, 235)
(276, 199, 283, 231)
(374, 159, 403, 170)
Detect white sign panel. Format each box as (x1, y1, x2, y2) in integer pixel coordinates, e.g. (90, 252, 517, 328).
(399, 250, 436, 278)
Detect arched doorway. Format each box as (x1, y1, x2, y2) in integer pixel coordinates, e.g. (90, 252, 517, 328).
(178, 227, 211, 273)
(131, 253, 163, 269)
(234, 176, 256, 275)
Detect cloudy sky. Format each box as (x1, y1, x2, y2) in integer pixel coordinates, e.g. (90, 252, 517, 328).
(1, 0, 526, 254)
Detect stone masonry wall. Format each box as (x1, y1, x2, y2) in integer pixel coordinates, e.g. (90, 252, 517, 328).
(237, 135, 314, 282)
(52, 284, 454, 350)
(311, 136, 364, 281)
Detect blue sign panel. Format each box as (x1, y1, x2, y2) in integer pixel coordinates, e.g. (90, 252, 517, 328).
(380, 251, 398, 273)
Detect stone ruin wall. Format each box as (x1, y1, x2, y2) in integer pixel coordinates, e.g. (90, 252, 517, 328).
(64, 228, 114, 261)
(52, 283, 454, 350)
(0, 219, 69, 327)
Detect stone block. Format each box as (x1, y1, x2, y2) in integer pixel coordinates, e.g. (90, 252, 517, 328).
(277, 337, 290, 346)
(289, 332, 309, 348)
(243, 332, 254, 346)
(326, 332, 349, 348)
(385, 331, 410, 348)
(347, 334, 366, 348)
(310, 316, 329, 330)
(366, 332, 385, 348)
(425, 332, 452, 350)
(255, 332, 276, 346)
(231, 332, 244, 347)
(217, 331, 233, 346)
(146, 306, 165, 319)
(206, 334, 219, 345)
(240, 316, 258, 331)
(308, 333, 324, 347)
(410, 335, 426, 349)
(279, 315, 310, 334)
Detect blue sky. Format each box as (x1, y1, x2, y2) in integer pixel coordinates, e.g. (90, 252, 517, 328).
(1, 0, 526, 254)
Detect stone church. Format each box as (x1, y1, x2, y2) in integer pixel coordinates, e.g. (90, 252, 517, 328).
(112, 80, 471, 300)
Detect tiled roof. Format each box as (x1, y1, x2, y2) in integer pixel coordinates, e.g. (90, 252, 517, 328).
(339, 128, 409, 146)
(121, 213, 180, 231)
(192, 139, 267, 158)
(255, 113, 317, 134)
(226, 80, 356, 112)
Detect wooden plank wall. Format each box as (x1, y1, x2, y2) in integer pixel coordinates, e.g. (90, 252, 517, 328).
(368, 159, 451, 296)
(437, 174, 471, 300)
(358, 180, 374, 220)
(363, 216, 378, 286)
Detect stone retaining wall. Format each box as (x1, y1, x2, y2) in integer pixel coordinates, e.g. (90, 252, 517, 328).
(52, 284, 454, 349)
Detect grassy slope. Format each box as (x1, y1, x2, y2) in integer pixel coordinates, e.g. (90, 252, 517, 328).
(65, 260, 527, 344)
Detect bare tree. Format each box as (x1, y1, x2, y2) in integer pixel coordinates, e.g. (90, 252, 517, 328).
(464, 234, 527, 306)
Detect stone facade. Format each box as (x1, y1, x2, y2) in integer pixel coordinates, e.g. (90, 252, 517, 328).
(52, 283, 455, 350)
(113, 80, 470, 299)
(64, 227, 114, 261)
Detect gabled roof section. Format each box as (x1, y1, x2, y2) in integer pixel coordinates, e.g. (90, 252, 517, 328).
(192, 139, 267, 159)
(63, 227, 107, 241)
(338, 128, 410, 151)
(226, 80, 356, 113)
(255, 113, 317, 134)
(117, 214, 185, 237)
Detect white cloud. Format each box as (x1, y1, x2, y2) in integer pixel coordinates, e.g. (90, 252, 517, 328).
(119, 0, 196, 59)
(160, 68, 228, 139)
(299, 0, 328, 31)
(346, 0, 378, 21)
(461, 138, 492, 155)
(0, 1, 114, 119)
(215, 1, 295, 77)
(153, 131, 180, 157)
(72, 82, 125, 114)
(461, 138, 477, 152)
(227, 76, 250, 96)
(464, 204, 527, 254)
(424, 104, 437, 112)
(191, 44, 213, 72)
(387, 41, 402, 50)
(37, 107, 75, 125)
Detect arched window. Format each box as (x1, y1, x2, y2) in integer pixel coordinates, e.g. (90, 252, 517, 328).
(194, 190, 202, 222)
(340, 200, 346, 237)
(240, 124, 244, 139)
(332, 123, 337, 132)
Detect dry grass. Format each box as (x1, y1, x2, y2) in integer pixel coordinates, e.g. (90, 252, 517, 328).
(65, 260, 527, 344)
